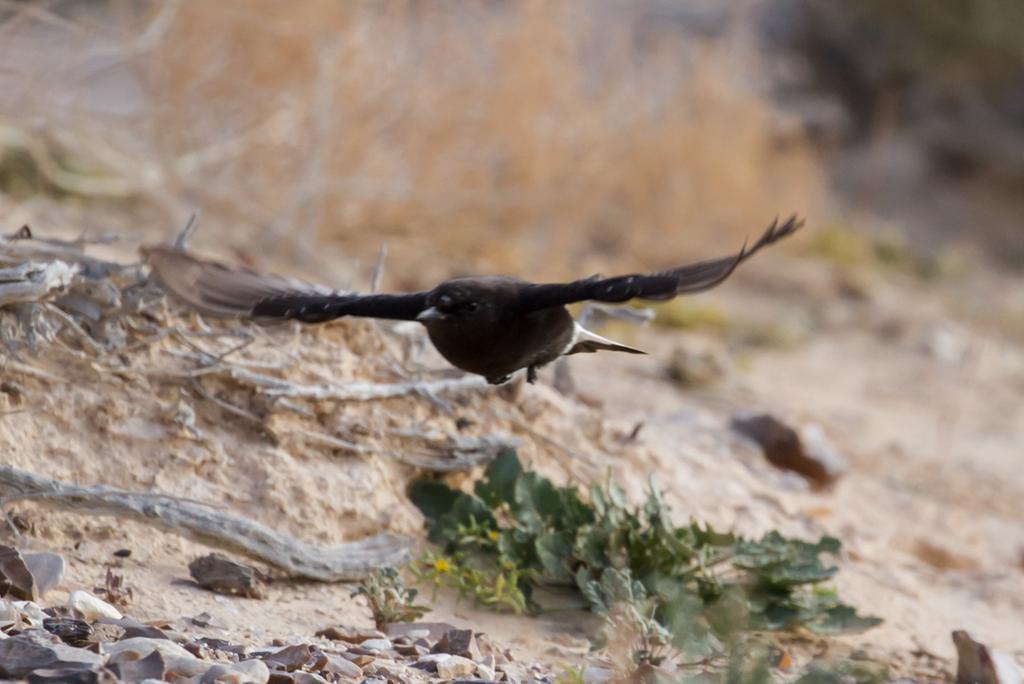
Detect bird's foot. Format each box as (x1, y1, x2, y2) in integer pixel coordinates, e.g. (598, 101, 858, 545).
(526, 366, 538, 384)
(486, 374, 512, 385)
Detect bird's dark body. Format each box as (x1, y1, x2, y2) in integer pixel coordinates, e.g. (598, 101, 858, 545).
(144, 215, 803, 384)
(421, 277, 574, 383)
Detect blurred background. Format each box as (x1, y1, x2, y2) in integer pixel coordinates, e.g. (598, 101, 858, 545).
(2, 0, 1022, 288)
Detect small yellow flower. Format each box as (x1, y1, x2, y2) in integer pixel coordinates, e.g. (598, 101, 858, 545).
(488, 530, 499, 542)
(433, 558, 451, 573)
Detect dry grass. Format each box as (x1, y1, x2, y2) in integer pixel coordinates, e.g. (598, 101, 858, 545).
(0, 1, 823, 285)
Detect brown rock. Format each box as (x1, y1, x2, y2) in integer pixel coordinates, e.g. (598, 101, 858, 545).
(316, 625, 386, 643)
(432, 629, 479, 660)
(731, 414, 845, 488)
(0, 545, 38, 600)
(189, 553, 264, 598)
(323, 652, 363, 678)
(263, 643, 315, 672)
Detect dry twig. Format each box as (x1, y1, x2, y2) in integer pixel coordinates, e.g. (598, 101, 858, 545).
(0, 465, 410, 581)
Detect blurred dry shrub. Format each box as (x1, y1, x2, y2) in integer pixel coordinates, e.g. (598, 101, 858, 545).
(1, 1, 821, 284)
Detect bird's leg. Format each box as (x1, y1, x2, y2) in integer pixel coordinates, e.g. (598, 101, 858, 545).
(486, 374, 512, 385)
(526, 365, 538, 384)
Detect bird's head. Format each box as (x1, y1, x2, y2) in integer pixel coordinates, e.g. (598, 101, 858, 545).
(417, 279, 501, 329)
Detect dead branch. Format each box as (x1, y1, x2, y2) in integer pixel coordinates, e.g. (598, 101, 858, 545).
(217, 367, 490, 401)
(0, 260, 78, 307)
(391, 432, 520, 471)
(0, 465, 410, 581)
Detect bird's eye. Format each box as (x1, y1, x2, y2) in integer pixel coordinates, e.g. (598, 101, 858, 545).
(465, 302, 479, 313)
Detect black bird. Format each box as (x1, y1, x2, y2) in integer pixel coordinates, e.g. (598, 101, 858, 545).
(145, 215, 802, 384)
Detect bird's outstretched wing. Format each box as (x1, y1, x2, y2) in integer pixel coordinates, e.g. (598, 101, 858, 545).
(143, 246, 428, 323)
(516, 215, 802, 312)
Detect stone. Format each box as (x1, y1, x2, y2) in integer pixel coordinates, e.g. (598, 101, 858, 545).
(323, 652, 363, 678)
(262, 643, 314, 672)
(360, 637, 392, 651)
(731, 414, 844, 488)
(436, 655, 477, 680)
(42, 617, 93, 647)
(412, 653, 449, 673)
(432, 629, 478, 659)
(292, 673, 330, 684)
(0, 545, 37, 600)
(0, 629, 104, 678)
(104, 636, 194, 659)
(314, 625, 386, 643)
(111, 650, 166, 682)
(26, 667, 117, 683)
(22, 552, 66, 598)
(386, 622, 457, 642)
(189, 554, 264, 599)
(67, 590, 122, 621)
(199, 659, 271, 684)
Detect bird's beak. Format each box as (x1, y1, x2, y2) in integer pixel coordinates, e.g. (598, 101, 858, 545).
(416, 306, 445, 323)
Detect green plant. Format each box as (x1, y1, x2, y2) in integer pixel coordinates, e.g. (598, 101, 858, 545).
(414, 549, 534, 614)
(351, 567, 430, 631)
(409, 450, 879, 656)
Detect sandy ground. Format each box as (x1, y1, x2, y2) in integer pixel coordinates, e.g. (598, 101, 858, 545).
(1, 234, 1022, 678)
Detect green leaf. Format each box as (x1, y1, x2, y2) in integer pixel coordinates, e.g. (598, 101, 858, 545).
(805, 605, 883, 636)
(535, 531, 573, 580)
(475, 449, 522, 507)
(408, 479, 460, 521)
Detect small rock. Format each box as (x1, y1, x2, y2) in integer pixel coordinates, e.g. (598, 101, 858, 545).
(394, 641, 429, 657)
(731, 414, 845, 488)
(0, 629, 104, 678)
(111, 650, 166, 682)
(199, 659, 271, 684)
(232, 659, 271, 684)
(67, 590, 122, 621)
(342, 651, 375, 667)
(386, 622, 457, 642)
(42, 617, 93, 647)
(475, 659, 497, 681)
(88, 623, 127, 644)
(104, 636, 194, 661)
(97, 616, 164, 640)
(436, 655, 477, 680)
(22, 553, 65, 599)
(323, 652, 363, 678)
(293, 673, 330, 684)
(0, 545, 37, 600)
(432, 629, 478, 659)
(360, 637, 392, 651)
(262, 643, 314, 672)
(112, 549, 132, 558)
(189, 553, 264, 599)
(412, 653, 450, 673)
(499, 662, 530, 684)
(315, 625, 386, 643)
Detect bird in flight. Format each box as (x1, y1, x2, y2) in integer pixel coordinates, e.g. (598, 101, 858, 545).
(145, 215, 802, 385)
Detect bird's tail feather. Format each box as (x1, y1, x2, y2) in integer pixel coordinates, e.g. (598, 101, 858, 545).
(564, 323, 646, 356)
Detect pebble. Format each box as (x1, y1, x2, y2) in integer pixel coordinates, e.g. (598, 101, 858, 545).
(360, 637, 392, 652)
(436, 655, 477, 679)
(67, 590, 122, 621)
